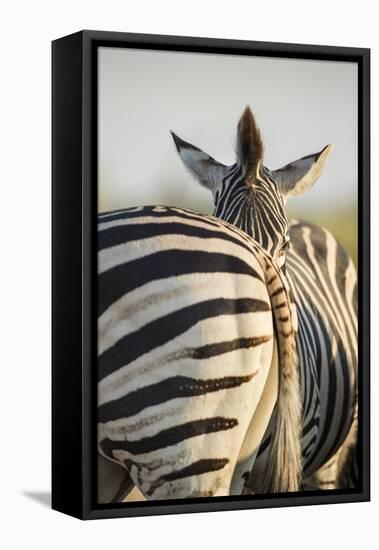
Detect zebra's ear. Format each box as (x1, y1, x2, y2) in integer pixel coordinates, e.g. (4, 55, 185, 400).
(171, 131, 228, 191)
(271, 144, 334, 197)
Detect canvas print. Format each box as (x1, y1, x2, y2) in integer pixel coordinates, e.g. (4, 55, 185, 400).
(97, 47, 358, 504)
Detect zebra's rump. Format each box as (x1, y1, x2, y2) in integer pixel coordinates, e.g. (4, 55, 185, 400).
(97, 205, 278, 498)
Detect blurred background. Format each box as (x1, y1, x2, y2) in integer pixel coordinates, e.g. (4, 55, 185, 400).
(98, 47, 357, 265)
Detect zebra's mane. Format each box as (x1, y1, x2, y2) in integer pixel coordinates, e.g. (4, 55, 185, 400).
(236, 106, 264, 177)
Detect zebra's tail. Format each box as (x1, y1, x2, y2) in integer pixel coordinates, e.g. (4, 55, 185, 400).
(260, 255, 302, 493)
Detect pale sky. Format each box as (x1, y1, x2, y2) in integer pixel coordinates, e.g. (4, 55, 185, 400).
(98, 47, 358, 219)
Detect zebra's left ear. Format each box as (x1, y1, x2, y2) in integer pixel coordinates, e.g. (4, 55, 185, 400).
(171, 131, 228, 191)
(271, 144, 334, 197)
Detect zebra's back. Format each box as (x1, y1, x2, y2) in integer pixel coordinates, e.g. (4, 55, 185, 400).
(243, 220, 358, 491)
(287, 220, 357, 475)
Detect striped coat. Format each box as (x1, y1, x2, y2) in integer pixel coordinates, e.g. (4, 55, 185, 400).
(97, 106, 357, 500)
(245, 220, 357, 492)
(98, 206, 301, 499)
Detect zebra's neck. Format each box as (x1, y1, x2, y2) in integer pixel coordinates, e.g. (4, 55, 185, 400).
(213, 179, 289, 261)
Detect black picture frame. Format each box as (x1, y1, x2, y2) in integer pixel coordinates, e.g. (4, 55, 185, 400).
(52, 30, 370, 520)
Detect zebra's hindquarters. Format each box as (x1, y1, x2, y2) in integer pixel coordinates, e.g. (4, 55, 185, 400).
(99, 332, 275, 499)
(97, 206, 277, 499)
(97, 206, 303, 499)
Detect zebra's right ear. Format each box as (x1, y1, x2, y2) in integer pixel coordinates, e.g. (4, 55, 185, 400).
(171, 131, 228, 192)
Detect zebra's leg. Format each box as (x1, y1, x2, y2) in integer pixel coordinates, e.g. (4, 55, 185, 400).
(97, 453, 135, 503)
(302, 454, 339, 490)
(335, 403, 358, 489)
(302, 403, 358, 491)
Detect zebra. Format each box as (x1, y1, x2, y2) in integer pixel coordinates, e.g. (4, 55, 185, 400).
(97, 107, 357, 501)
(170, 106, 358, 492)
(97, 205, 301, 500)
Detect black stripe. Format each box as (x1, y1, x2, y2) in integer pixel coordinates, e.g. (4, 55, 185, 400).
(256, 433, 271, 457)
(352, 280, 358, 312)
(303, 335, 335, 471)
(98, 249, 263, 316)
(99, 220, 250, 251)
(100, 417, 238, 456)
(215, 165, 242, 212)
(99, 374, 255, 422)
(303, 434, 318, 459)
(99, 205, 232, 231)
(99, 210, 174, 224)
(270, 287, 284, 298)
(146, 458, 229, 496)
(335, 244, 350, 300)
(295, 302, 318, 417)
(309, 227, 346, 336)
(323, 339, 353, 461)
(334, 246, 357, 371)
(302, 415, 320, 438)
(192, 335, 272, 359)
(288, 262, 354, 473)
(98, 297, 270, 380)
(98, 206, 144, 219)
